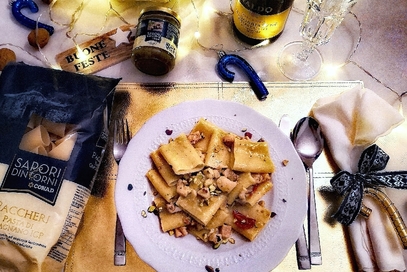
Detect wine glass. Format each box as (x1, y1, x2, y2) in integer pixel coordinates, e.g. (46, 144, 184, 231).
(278, 0, 358, 81)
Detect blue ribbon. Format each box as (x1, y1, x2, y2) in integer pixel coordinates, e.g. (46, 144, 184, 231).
(331, 144, 407, 225)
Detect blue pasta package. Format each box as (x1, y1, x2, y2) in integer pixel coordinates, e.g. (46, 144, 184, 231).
(0, 63, 120, 272)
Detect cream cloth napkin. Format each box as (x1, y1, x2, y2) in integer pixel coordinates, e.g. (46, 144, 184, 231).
(311, 86, 406, 272)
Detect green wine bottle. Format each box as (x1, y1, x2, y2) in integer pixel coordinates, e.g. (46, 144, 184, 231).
(233, 0, 295, 45)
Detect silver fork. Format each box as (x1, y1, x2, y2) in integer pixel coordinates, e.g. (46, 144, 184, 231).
(113, 119, 131, 266)
(113, 119, 130, 164)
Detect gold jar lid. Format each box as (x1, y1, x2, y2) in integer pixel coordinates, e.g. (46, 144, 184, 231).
(139, 6, 181, 25)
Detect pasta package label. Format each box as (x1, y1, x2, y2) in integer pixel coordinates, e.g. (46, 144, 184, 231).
(2, 150, 66, 205)
(1, 115, 78, 205)
(0, 63, 120, 272)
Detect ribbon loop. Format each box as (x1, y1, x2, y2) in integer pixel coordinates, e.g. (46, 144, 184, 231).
(332, 181, 364, 225)
(358, 144, 389, 174)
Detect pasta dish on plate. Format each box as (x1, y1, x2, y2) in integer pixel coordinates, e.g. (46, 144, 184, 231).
(146, 118, 275, 248)
(115, 100, 307, 272)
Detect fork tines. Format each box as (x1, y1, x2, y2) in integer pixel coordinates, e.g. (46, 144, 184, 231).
(114, 119, 130, 144)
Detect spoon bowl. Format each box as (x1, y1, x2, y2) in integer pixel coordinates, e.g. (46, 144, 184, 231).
(292, 117, 324, 168)
(291, 116, 324, 265)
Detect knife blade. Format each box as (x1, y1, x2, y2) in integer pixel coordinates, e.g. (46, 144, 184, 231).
(279, 114, 311, 270)
(278, 114, 291, 138)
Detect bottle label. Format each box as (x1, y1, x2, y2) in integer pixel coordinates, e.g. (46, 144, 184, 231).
(233, 1, 291, 40)
(133, 18, 179, 58)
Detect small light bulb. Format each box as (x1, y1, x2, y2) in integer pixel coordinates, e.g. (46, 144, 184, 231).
(194, 31, 201, 40)
(75, 45, 87, 60)
(324, 64, 340, 77)
(398, 100, 404, 115)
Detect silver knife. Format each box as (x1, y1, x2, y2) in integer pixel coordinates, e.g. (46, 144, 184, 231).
(279, 114, 311, 270)
(114, 215, 126, 266)
(278, 114, 291, 138)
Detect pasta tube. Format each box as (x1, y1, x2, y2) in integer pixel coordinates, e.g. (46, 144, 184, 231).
(205, 129, 231, 169)
(230, 138, 275, 173)
(190, 118, 218, 153)
(245, 181, 273, 206)
(226, 203, 272, 241)
(176, 193, 227, 226)
(19, 125, 51, 151)
(154, 197, 190, 232)
(150, 150, 180, 186)
(146, 169, 178, 202)
(158, 133, 204, 175)
(49, 132, 77, 161)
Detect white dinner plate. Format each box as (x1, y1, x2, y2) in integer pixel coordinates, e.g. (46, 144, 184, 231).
(115, 100, 307, 272)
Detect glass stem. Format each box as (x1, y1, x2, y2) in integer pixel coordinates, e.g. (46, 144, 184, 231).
(296, 40, 316, 62)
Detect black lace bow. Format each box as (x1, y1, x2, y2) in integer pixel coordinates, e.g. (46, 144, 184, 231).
(330, 144, 407, 225)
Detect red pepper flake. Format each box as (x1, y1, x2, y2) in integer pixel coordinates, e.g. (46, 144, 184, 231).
(244, 131, 252, 139)
(165, 129, 173, 135)
(247, 184, 259, 197)
(233, 210, 256, 230)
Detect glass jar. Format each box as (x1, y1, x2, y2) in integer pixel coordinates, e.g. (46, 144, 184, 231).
(131, 7, 181, 76)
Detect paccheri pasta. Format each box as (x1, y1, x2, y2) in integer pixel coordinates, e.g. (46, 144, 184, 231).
(146, 118, 275, 248)
(20, 114, 78, 161)
(0, 63, 120, 271)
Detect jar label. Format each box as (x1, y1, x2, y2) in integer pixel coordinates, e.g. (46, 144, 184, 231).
(233, 2, 291, 40)
(133, 18, 179, 58)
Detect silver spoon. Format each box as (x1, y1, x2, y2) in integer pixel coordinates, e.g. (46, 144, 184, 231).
(280, 115, 311, 270)
(292, 116, 324, 266)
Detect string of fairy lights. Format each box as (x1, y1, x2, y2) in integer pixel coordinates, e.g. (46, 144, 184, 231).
(2, 0, 406, 100)
(48, 0, 131, 44)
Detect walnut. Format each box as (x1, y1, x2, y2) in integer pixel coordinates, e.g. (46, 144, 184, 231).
(28, 28, 50, 49)
(222, 133, 235, 148)
(0, 48, 16, 71)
